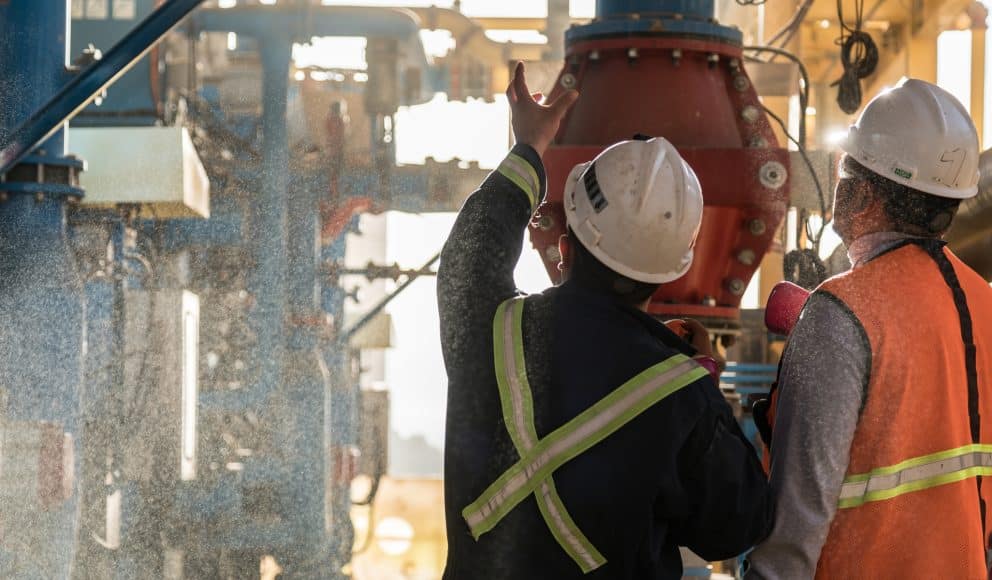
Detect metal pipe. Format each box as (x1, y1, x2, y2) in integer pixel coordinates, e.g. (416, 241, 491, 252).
(0, 0, 71, 158)
(596, 0, 715, 20)
(283, 95, 334, 577)
(341, 252, 441, 343)
(194, 5, 432, 89)
(248, 39, 291, 409)
(0, 4, 84, 577)
(0, 0, 206, 175)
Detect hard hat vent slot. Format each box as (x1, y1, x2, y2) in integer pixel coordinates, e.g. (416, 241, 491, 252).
(583, 163, 609, 213)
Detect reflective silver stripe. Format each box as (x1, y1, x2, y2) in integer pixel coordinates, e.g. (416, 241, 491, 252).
(499, 154, 539, 209)
(464, 358, 701, 528)
(538, 480, 600, 570)
(501, 303, 535, 448)
(503, 153, 540, 198)
(838, 450, 992, 505)
(499, 300, 603, 571)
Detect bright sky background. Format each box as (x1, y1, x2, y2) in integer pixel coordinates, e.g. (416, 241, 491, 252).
(318, 0, 984, 472)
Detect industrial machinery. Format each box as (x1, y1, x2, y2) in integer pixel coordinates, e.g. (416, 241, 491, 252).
(2, 0, 992, 579)
(531, 0, 790, 336)
(0, 1, 471, 577)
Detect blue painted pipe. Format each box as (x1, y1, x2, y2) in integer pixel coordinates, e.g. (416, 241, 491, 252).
(571, 0, 740, 44)
(0, 1, 71, 159)
(0, 3, 83, 577)
(0, 0, 206, 175)
(0, 3, 206, 576)
(248, 39, 291, 416)
(596, 0, 715, 20)
(194, 4, 432, 106)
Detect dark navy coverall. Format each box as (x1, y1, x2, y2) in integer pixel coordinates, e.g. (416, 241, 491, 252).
(438, 144, 773, 579)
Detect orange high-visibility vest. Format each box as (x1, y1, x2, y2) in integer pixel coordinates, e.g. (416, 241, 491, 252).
(810, 241, 992, 579)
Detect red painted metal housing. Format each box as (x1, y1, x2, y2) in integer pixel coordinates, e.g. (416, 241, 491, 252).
(530, 37, 790, 329)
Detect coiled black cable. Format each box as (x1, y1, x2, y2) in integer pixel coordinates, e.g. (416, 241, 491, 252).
(833, 0, 878, 114)
(834, 31, 879, 113)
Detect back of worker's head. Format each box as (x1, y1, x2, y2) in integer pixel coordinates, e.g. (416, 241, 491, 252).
(839, 78, 979, 236)
(562, 137, 703, 304)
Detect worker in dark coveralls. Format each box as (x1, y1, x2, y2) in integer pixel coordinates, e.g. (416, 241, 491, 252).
(437, 62, 773, 579)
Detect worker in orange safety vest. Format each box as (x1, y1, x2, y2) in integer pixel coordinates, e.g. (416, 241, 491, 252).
(747, 79, 992, 579)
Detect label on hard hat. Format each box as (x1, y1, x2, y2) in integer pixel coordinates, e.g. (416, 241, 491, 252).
(894, 167, 913, 179)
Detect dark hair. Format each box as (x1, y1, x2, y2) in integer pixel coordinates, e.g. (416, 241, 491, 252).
(568, 228, 660, 306)
(842, 156, 961, 236)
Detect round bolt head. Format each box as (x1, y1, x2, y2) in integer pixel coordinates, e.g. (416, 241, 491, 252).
(537, 214, 555, 231)
(733, 75, 750, 92)
(759, 161, 788, 190)
(737, 249, 756, 265)
(589, 50, 600, 60)
(741, 105, 760, 124)
(748, 218, 767, 236)
(747, 135, 769, 149)
(545, 246, 562, 264)
(560, 73, 577, 89)
(627, 47, 639, 59)
(728, 278, 746, 296)
(702, 296, 717, 307)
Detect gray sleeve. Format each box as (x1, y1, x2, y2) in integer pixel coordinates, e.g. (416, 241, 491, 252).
(745, 291, 870, 579)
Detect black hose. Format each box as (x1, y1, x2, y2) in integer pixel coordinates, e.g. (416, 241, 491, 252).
(833, 31, 879, 114)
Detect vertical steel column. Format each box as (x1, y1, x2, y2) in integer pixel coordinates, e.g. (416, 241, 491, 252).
(247, 40, 291, 417)
(320, 232, 357, 579)
(284, 94, 333, 580)
(0, 2, 83, 578)
(0, 0, 69, 156)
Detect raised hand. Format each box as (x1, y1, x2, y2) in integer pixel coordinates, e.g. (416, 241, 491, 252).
(506, 61, 579, 157)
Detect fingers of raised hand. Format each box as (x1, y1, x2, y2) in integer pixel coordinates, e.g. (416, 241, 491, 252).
(506, 62, 523, 103)
(512, 61, 530, 103)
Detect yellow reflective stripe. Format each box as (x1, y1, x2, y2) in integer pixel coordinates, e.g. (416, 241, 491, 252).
(488, 298, 606, 572)
(492, 300, 530, 451)
(497, 153, 539, 211)
(508, 299, 538, 447)
(509, 152, 541, 201)
(464, 354, 707, 537)
(536, 478, 605, 572)
(838, 444, 992, 509)
(843, 443, 992, 482)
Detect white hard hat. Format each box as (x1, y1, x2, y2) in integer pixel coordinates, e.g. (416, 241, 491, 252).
(841, 78, 980, 199)
(563, 137, 703, 284)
